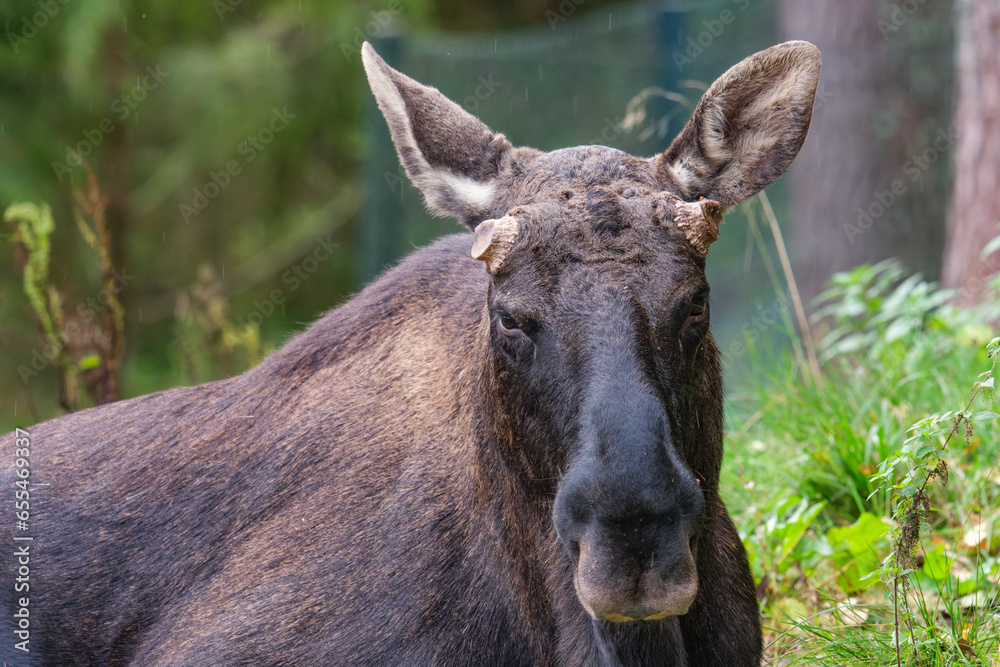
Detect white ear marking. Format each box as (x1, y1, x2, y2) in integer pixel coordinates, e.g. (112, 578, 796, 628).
(436, 173, 496, 212)
(361, 42, 503, 220)
(362, 45, 437, 205)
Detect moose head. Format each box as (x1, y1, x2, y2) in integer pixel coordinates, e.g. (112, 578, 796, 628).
(363, 41, 820, 625)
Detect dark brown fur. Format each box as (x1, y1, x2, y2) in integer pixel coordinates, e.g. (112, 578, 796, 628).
(1, 41, 820, 665)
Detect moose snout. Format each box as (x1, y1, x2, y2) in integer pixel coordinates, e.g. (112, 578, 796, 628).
(553, 468, 705, 623)
(556, 342, 708, 622)
(576, 535, 699, 622)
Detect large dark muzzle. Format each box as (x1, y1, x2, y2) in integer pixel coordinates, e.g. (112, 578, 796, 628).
(553, 391, 705, 622)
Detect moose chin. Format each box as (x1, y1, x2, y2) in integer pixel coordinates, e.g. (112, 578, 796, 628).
(1, 40, 820, 666)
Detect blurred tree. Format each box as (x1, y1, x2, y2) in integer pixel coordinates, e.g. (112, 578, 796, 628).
(779, 0, 953, 303)
(941, 0, 1000, 303)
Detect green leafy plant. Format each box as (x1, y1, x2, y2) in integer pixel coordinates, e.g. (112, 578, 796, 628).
(866, 337, 999, 665)
(4, 201, 59, 347)
(827, 512, 893, 595)
(725, 252, 1000, 665)
(4, 169, 126, 411)
(813, 260, 957, 368)
(741, 495, 827, 635)
(173, 263, 261, 385)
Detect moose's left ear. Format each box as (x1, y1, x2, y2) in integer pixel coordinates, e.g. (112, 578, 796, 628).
(657, 41, 821, 210)
(362, 42, 513, 226)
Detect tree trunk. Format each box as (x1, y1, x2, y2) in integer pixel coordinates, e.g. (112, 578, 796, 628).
(941, 0, 1000, 303)
(779, 0, 953, 303)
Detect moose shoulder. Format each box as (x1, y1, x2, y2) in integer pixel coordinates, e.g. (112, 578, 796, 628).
(1, 41, 820, 666)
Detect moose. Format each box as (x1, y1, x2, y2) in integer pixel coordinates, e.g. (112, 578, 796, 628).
(2, 40, 820, 665)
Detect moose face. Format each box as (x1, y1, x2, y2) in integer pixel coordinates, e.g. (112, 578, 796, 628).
(363, 41, 820, 623)
(475, 149, 720, 622)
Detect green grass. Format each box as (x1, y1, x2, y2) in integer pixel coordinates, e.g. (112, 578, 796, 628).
(722, 259, 1000, 666)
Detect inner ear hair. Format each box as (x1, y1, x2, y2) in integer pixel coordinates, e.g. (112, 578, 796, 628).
(658, 40, 821, 210)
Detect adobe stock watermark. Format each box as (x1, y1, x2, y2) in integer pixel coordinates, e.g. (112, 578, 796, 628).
(587, 116, 629, 147)
(546, 0, 586, 30)
(728, 292, 792, 359)
(878, 0, 930, 40)
(672, 0, 752, 72)
(213, 0, 244, 20)
(7, 0, 72, 54)
(11, 427, 33, 654)
(51, 65, 170, 182)
(16, 267, 135, 384)
(812, 81, 834, 113)
(179, 107, 296, 224)
(383, 165, 409, 201)
(233, 234, 339, 339)
(339, 0, 402, 62)
(842, 125, 957, 244)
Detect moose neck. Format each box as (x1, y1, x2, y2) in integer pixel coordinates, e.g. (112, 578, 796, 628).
(557, 616, 691, 666)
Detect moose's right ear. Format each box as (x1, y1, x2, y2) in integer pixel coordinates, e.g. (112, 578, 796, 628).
(362, 42, 512, 227)
(656, 41, 821, 210)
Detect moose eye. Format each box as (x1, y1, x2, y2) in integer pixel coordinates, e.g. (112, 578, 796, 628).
(686, 296, 709, 323)
(497, 312, 522, 336)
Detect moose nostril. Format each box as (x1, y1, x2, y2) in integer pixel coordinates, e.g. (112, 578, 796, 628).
(570, 540, 581, 564)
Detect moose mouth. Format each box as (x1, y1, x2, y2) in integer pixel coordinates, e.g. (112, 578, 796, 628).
(590, 609, 675, 623)
(572, 538, 699, 623)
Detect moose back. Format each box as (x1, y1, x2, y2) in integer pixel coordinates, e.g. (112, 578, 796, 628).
(1, 41, 820, 665)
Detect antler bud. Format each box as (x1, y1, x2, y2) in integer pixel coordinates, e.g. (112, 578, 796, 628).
(471, 215, 520, 274)
(674, 198, 722, 256)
